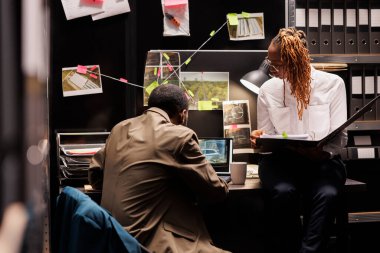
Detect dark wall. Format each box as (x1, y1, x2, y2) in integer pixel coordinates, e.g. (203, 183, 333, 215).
(135, 0, 286, 136)
(49, 0, 286, 208)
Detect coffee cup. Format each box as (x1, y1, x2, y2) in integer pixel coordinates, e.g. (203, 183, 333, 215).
(230, 162, 247, 185)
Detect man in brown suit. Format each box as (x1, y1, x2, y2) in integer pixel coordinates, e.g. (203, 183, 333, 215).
(89, 84, 230, 253)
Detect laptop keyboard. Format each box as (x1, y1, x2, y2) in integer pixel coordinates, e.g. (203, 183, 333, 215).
(219, 175, 231, 183)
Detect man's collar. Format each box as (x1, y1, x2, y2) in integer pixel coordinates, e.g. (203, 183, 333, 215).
(145, 107, 171, 122)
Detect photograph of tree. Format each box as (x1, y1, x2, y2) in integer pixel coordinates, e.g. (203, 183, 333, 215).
(181, 72, 229, 110)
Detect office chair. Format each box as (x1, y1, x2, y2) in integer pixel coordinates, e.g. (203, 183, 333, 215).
(53, 186, 150, 253)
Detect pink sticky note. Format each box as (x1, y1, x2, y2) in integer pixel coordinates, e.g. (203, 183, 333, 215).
(81, 0, 103, 5)
(166, 63, 173, 72)
(119, 78, 128, 83)
(157, 68, 161, 77)
(164, 0, 187, 7)
(90, 65, 97, 71)
(231, 124, 237, 129)
(90, 73, 97, 79)
(77, 65, 87, 74)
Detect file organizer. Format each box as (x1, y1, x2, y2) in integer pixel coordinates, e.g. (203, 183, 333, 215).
(56, 132, 109, 187)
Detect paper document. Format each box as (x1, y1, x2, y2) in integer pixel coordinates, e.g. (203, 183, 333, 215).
(92, 0, 131, 21)
(61, 0, 103, 20)
(257, 95, 380, 151)
(260, 134, 309, 140)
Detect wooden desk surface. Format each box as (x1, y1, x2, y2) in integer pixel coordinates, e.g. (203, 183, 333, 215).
(228, 178, 366, 192)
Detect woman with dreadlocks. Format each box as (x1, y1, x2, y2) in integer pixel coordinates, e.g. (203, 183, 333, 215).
(250, 27, 347, 253)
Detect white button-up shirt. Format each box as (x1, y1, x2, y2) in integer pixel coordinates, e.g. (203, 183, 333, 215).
(257, 66, 347, 154)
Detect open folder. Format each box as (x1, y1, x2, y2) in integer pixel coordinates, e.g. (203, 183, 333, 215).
(256, 95, 380, 151)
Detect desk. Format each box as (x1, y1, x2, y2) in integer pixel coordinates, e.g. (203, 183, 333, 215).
(228, 178, 366, 192)
(205, 178, 367, 253)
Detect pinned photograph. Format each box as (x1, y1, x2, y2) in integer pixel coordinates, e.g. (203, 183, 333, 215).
(62, 65, 103, 97)
(143, 51, 181, 106)
(223, 100, 252, 153)
(227, 12, 265, 41)
(181, 72, 229, 110)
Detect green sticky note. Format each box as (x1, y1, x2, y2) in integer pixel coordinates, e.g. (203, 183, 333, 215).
(210, 30, 216, 37)
(154, 67, 157, 76)
(241, 12, 250, 18)
(146, 81, 159, 95)
(282, 131, 288, 139)
(162, 80, 168, 84)
(227, 13, 238, 26)
(163, 53, 170, 61)
(185, 58, 191, 65)
(198, 101, 213, 111)
(187, 90, 194, 97)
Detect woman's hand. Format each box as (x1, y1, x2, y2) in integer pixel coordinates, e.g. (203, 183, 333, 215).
(250, 130, 265, 148)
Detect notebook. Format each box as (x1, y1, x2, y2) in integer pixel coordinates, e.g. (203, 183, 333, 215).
(198, 137, 233, 182)
(256, 95, 380, 150)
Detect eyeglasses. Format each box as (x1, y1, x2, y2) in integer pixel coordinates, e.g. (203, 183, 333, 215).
(265, 57, 283, 74)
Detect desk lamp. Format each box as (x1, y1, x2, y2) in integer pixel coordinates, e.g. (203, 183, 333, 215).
(240, 59, 271, 94)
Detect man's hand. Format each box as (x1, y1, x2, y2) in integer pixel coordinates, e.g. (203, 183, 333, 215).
(250, 130, 265, 149)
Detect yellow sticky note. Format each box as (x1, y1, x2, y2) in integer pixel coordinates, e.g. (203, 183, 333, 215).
(163, 53, 170, 61)
(241, 12, 250, 18)
(146, 81, 159, 95)
(162, 80, 168, 84)
(154, 67, 157, 76)
(211, 97, 219, 101)
(198, 101, 213, 111)
(210, 30, 216, 37)
(185, 58, 191, 65)
(187, 89, 194, 97)
(227, 13, 238, 26)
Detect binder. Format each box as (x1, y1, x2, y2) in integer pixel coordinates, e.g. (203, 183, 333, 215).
(376, 67, 380, 120)
(358, 0, 370, 53)
(256, 95, 380, 151)
(307, 0, 320, 54)
(363, 67, 376, 120)
(295, 0, 307, 34)
(350, 74, 363, 119)
(350, 67, 364, 120)
(319, 0, 332, 54)
(332, 0, 345, 54)
(370, 0, 380, 53)
(345, 0, 358, 54)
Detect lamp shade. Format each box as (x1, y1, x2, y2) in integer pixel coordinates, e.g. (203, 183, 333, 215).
(240, 59, 271, 94)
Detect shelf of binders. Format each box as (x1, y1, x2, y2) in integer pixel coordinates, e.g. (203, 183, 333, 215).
(288, 0, 380, 55)
(311, 54, 380, 64)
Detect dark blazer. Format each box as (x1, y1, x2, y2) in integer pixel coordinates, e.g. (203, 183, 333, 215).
(89, 107, 230, 253)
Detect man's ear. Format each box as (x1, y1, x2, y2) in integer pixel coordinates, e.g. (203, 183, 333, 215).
(179, 109, 188, 124)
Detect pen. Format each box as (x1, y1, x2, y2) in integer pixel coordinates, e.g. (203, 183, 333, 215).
(165, 13, 180, 27)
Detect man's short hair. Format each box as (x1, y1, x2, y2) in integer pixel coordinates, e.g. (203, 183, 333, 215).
(148, 84, 189, 118)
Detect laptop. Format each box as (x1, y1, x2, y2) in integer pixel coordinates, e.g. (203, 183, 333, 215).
(256, 95, 380, 150)
(198, 137, 233, 182)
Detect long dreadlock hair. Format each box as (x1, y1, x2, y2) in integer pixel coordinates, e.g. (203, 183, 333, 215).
(272, 27, 311, 120)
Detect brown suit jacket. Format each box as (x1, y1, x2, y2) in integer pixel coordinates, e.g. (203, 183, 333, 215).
(89, 107, 230, 253)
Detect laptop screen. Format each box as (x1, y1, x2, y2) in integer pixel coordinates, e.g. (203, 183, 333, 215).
(198, 137, 233, 175)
